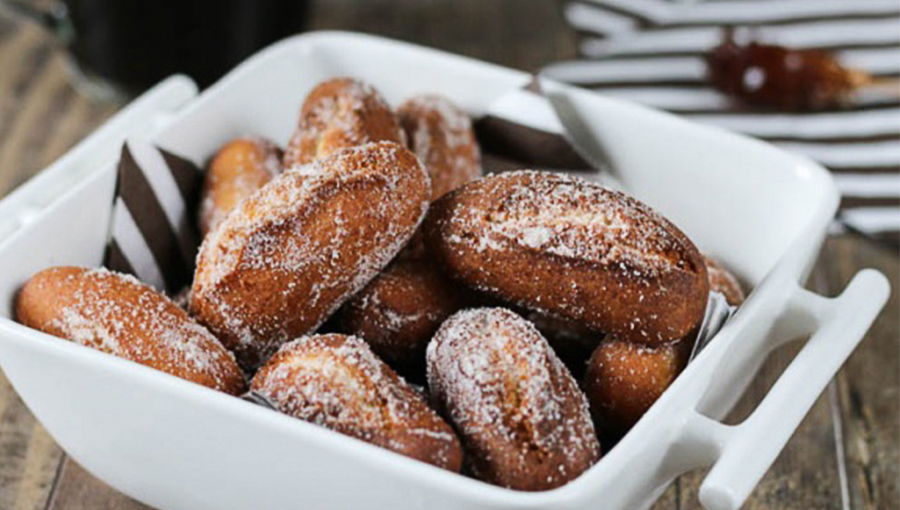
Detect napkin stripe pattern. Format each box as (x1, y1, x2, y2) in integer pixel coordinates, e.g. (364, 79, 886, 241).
(109, 200, 169, 290)
(160, 151, 201, 206)
(474, 86, 594, 172)
(565, 0, 900, 45)
(474, 116, 592, 171)
(550, 0, 900, 246)
(104, 141, 203, 294)
(105, 239, 136, 280)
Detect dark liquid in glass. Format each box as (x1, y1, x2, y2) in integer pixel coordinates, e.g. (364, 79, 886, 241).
(65, 0, 310, 93)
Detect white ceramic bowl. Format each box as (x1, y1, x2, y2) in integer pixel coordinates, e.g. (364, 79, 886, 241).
(0, 32, 889, 510)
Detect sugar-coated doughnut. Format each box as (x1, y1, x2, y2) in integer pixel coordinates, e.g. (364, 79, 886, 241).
(583, 336, 691, 436)
(331, 256, 475, 381)
(283, 78, 404, 167)
(198, 137, 282, 237)
(398, 95, 481, 200)
(427, 307, 600, 490)
(16, 267, 246, 395)
(191, 141, 431, 372)
(250, 334, 463, 471)
(423, 171, 709, 346)
(705, 256, 745, 306)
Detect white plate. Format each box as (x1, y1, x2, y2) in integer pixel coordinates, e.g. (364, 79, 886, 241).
(0, 32, 889, 510)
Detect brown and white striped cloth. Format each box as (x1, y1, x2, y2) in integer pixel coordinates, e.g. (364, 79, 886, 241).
(105, 140, 202, 294)
(546, 0, 900, 247)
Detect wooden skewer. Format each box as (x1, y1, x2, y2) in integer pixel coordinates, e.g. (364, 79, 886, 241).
(848, 70, 900, 96)
(860, 78, 900, 95)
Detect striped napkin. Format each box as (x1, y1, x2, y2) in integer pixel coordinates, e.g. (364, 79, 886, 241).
(105, 140, 202, 294)
(546, 0, 900, 246)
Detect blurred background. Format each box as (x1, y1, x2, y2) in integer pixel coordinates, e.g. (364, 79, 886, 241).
(0, 0, 578, 94)
(0, 1, 895, 509)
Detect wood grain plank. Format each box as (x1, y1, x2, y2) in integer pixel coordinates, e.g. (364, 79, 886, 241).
(0, 15, 16, 39)
(29, 83, 117, 175)
(826, 236, 899, 510)
(0, 54, 72, 194)
(45, 460, 149, 510)
(307, 0, 577, 71)
(0, 371, 63, 510)
(11, 427, 62, 510)
(0, 25, 54, 162)
(654, 479, 680, 510)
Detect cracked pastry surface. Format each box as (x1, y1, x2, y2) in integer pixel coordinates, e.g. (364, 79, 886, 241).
(251, 333, 463, 471)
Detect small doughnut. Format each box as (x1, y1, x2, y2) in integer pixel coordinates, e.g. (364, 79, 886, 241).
(16, 267, 246, 395)
(198, 137, 283, 238)
(191, 141, 431, 372)
(423, 171, 709, 345)
(251, 334, 463, 471)
(283, 78, 404, 167)
(583, 336, 691, 436)
(330, 256, 475, 382)
(398, 95, 481, 200)
(427, 307, 600, 490)
(705, 256, 745, 306)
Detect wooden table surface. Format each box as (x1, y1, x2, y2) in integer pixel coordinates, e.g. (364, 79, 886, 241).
(0, 1, 896, 509)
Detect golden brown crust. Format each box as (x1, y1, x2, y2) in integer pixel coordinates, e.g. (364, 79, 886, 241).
(398, 95, 481, 200)
(283, 78, 404, 167)
(426, 307, 600, 491)
(16, 267, 246, 395)
(250, 334, 463, 471)
(583, 336, 691, 436)
(331, 256, 474, 381)
(705, 256, 745, 306)
(198, 137, 283, 238)
(423, 171, 709, 346)
(191, 142, 431, 372)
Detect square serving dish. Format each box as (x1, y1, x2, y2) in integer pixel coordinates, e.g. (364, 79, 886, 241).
(0, 32, 889, 510)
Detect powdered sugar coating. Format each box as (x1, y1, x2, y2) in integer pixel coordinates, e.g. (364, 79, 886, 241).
(399, 95, 482, 200)
(199, 137, 282, 237)
(426, 307, 600, 490)
(191, 141, 431, 371)
(472, 171, 686, 274)
(424, 171, 708, 344)
(704, 256, 745, 306)
(284, 78, 404, 167)
(251, 334, 463, 471)
(16, 267, 246, 395)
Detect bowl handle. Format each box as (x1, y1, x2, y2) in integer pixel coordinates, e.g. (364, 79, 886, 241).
(695, 269, 889, 510)
(0, 75, 197, 246)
